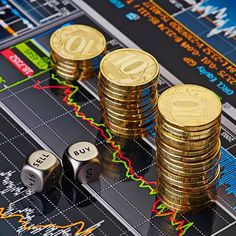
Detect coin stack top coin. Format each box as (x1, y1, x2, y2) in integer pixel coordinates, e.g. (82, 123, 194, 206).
(50, 24, 106, 81)
(156, 84, 222, 212)
(99, 48, 159, 139)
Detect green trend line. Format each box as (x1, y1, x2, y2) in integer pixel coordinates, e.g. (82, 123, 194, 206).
(46, 74, 158, 192)
(33, 73, 193, 236)
(1, 37, 193, 235)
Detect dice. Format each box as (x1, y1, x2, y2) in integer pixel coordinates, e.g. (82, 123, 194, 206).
(61, 175, 97, 207)
(62, 141, 102, 184)
(21, 150, 62, 192)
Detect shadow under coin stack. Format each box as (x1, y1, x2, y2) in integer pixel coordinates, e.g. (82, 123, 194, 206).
(156, 84, 222, 212)
(98, 48, 159, 139)
(50, 24, 106, 81)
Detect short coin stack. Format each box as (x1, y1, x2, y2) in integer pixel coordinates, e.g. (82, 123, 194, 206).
(98, 48, 159, 139)
(50, 24, 106, 81)
(156, 84, 222, 212)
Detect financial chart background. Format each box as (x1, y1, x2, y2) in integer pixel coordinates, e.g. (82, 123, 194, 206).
(0, 0, 235, 235)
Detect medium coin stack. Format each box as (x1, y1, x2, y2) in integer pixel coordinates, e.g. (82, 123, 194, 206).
(98, 48, 159, 139)
(156, 84, 222, 212)
(50, 24, 106, 81)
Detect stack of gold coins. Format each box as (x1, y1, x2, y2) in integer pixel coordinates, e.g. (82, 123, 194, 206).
(98, 48, 159, 139)
(156, 84, 222, 212)
(50, 24, 106, 81)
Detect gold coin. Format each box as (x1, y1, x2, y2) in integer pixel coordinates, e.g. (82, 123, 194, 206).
(159, 191, 214, 207)
(51, 52, 89, 70)
(99, 91, 157, 109)
(53, 68, 77, 80)
(158, 183, 217, 206)
(98, 80, 157, 100)
(50, 24, 106, 61)
(157, 147, 221, 170)
(99, 74, 158, 93)
(157, 118, 221, 140)
(99, 83, 157, 102)
(157, 154, 220, 177)
(105, 119, 156, 133)
(157, 161, 220, 189)
(156, 139, 221, 163)
(159, 187, 216, 209)
(52, 63, 79, 76)
(155, 131, 218, 157)
(100, 48, 159, 88)
(104, 116, 156, 129)
(159, 180, 218, 199)
(102, 103, 157, 120)
(104, 112, 156, 128)
(56, 70, 94, 82)
(52, 60, 78, 72)
(156, 126, 220, 150)
(101, 99, 158, 116)
(158, 194, 214, 213)
(159, 180, 219, 205)
(156, 156, 218, 178)
(158, 84, 222, 131)
(99, 91, 158, 109)
(107, 120, 154, 135)
(157, 163, 217, 187)
(51, 51, 78, 67)
(107, 125, 154, 139)
(157, 150, 221, 173)
(51, 50, 102, 70)
(101, 99, 157, 118)
(99, 74, 158, 94)
(99, 84, 157, 103)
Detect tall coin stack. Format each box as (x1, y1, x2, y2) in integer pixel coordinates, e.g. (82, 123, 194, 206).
(156, 84, 222, 212)
(50, 24, 106, 81)
(98, 48, 159, 139)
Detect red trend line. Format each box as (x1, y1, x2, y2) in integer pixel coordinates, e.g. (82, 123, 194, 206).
(33, 78, 193, 236)
(152, 198, 193, 236)
(33, 80, 157, 188)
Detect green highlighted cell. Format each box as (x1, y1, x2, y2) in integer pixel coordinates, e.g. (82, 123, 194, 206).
(16, 42, 49, 70)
